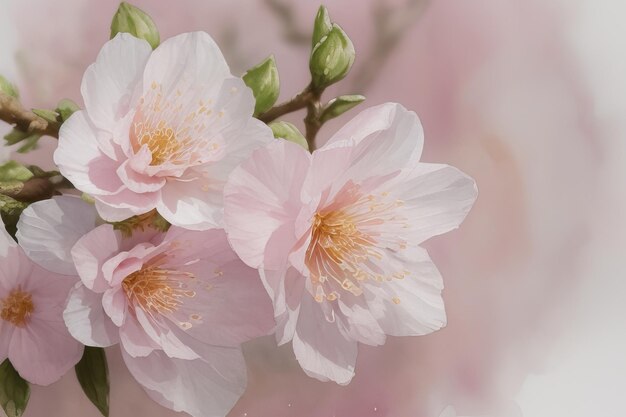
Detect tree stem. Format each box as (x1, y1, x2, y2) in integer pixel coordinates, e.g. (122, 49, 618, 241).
(0, 92, 60, 138)
(258, 83, 325, 151)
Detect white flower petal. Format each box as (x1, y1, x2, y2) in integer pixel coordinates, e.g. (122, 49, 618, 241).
(224, 139, 311, 268)
(63, 282, 119, 347)
(292, 296, 358, 385)
(364, 247, 447, 336)
(142, 31, 230, 105)
(17, 196, 98, 275)
(122, 346, 247, 417)
(326, 102, 424, 161)
(386, 162, 478, 244)
(81, 33, 152, 130)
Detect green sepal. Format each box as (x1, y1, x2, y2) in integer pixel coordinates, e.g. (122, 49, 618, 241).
(320, 95, 365, 123)
(312, 5, 332, 49)
(0, 360, 30, 417)
(269, 121, 308, 150)
(75, 347, 110, 417)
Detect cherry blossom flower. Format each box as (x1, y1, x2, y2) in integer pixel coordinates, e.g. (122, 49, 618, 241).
(0, 216, 83, 385)
(65, 222, 275, 417)
(223, 103, 478, 384)
(54, 31, 273, 230)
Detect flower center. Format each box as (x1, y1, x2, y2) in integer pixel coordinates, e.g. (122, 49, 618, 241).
(305, 183, 410, 303)
(131, 81, 223, 167)
(135, 121, 182, 166)
(122, 265, 196, 315)
(1, 288, 34, 327)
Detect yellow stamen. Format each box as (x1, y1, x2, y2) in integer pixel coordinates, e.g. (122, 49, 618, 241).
(1, 288, 34, 327)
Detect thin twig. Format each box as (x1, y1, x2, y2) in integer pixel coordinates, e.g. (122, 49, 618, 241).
(258, 83, 324, 151)
(258, 85, 315, 124)
(264, 0, 310, 45)
(0, 91, 60, 138)
(351, 0, 431, 91)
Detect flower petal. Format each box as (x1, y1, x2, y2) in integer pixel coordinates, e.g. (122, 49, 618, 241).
(54, 111, 123, 196)
(325, 102, 424, 162)
(122, 345, 246, 417)
(9, 318, 83, 386)
(63, 282, 119, 347)
(156, 176, 222, 230)
(16, 196, 98, 275)
(224, 139, 311, 268)
(81, 33, 151, 130)
(142, 32, 230, 103)
(72, 224, 123, 292)
(292, 296, 358, 385)
(384, 162, 478, 244)
(0, 218, 32, 295)
(304, 103, 424, 200)
(364, 246, 447, 336)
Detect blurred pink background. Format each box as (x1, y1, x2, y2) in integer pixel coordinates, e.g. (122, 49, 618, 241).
(1, 1, 624, 416)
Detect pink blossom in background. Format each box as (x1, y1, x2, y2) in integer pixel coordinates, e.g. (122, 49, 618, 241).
(224, 103, 477, 384)
(66, 222, 275, 416)
(0, 217, 83, 386)
(55, 31, 273, 229)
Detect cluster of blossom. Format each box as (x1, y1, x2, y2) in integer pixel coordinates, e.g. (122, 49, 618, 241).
(0, 16, 476, 417)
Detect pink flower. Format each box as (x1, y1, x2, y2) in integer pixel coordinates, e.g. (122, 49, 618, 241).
(54, 31, 273, 230)
(0, 216, 83, 385)
(65, 222, 275, 416)
(223, 103, 478, 384)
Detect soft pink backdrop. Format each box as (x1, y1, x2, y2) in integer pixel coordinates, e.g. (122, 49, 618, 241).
(0, 1, 623, 417)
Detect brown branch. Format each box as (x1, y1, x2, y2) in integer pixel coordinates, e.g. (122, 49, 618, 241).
(258, 86, 315, 124)
(0, 91, 60, 138)
(258, 84, 324, 151)
(1, 177, 59, 203)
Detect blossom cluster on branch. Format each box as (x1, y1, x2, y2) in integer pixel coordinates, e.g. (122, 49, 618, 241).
(0, 3, 477, 417)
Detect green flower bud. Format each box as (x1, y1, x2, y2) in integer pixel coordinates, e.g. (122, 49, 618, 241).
(320, 95, 365, 123)
(0, 75, 19, 99)
(269, 121, 308, 150)
(310, 24, 355, 90)
(110, 2, 160, 49)
(243, 55, 280, 116)
(312, 5, 332, 49)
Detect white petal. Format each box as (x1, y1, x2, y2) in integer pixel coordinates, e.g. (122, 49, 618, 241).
(305, 103, 424, 199)
(0, 218, 32, 295)
(292, 296, 358, 385)
(16, 196, 98, 275)
(71, 224, 123, 292)
(326, 102, 424, 161)
(122, 346, 247, 417)
(54, 111, 121, 196)
(81, 33, 152, 130)
(386, 162, 478, 244)
(364, 246, 447, 336)
(223, 139, 311, 269)
(142, 32, 230, 105)
(64, 282, 119, 347)
(156, 176, 222, 230)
